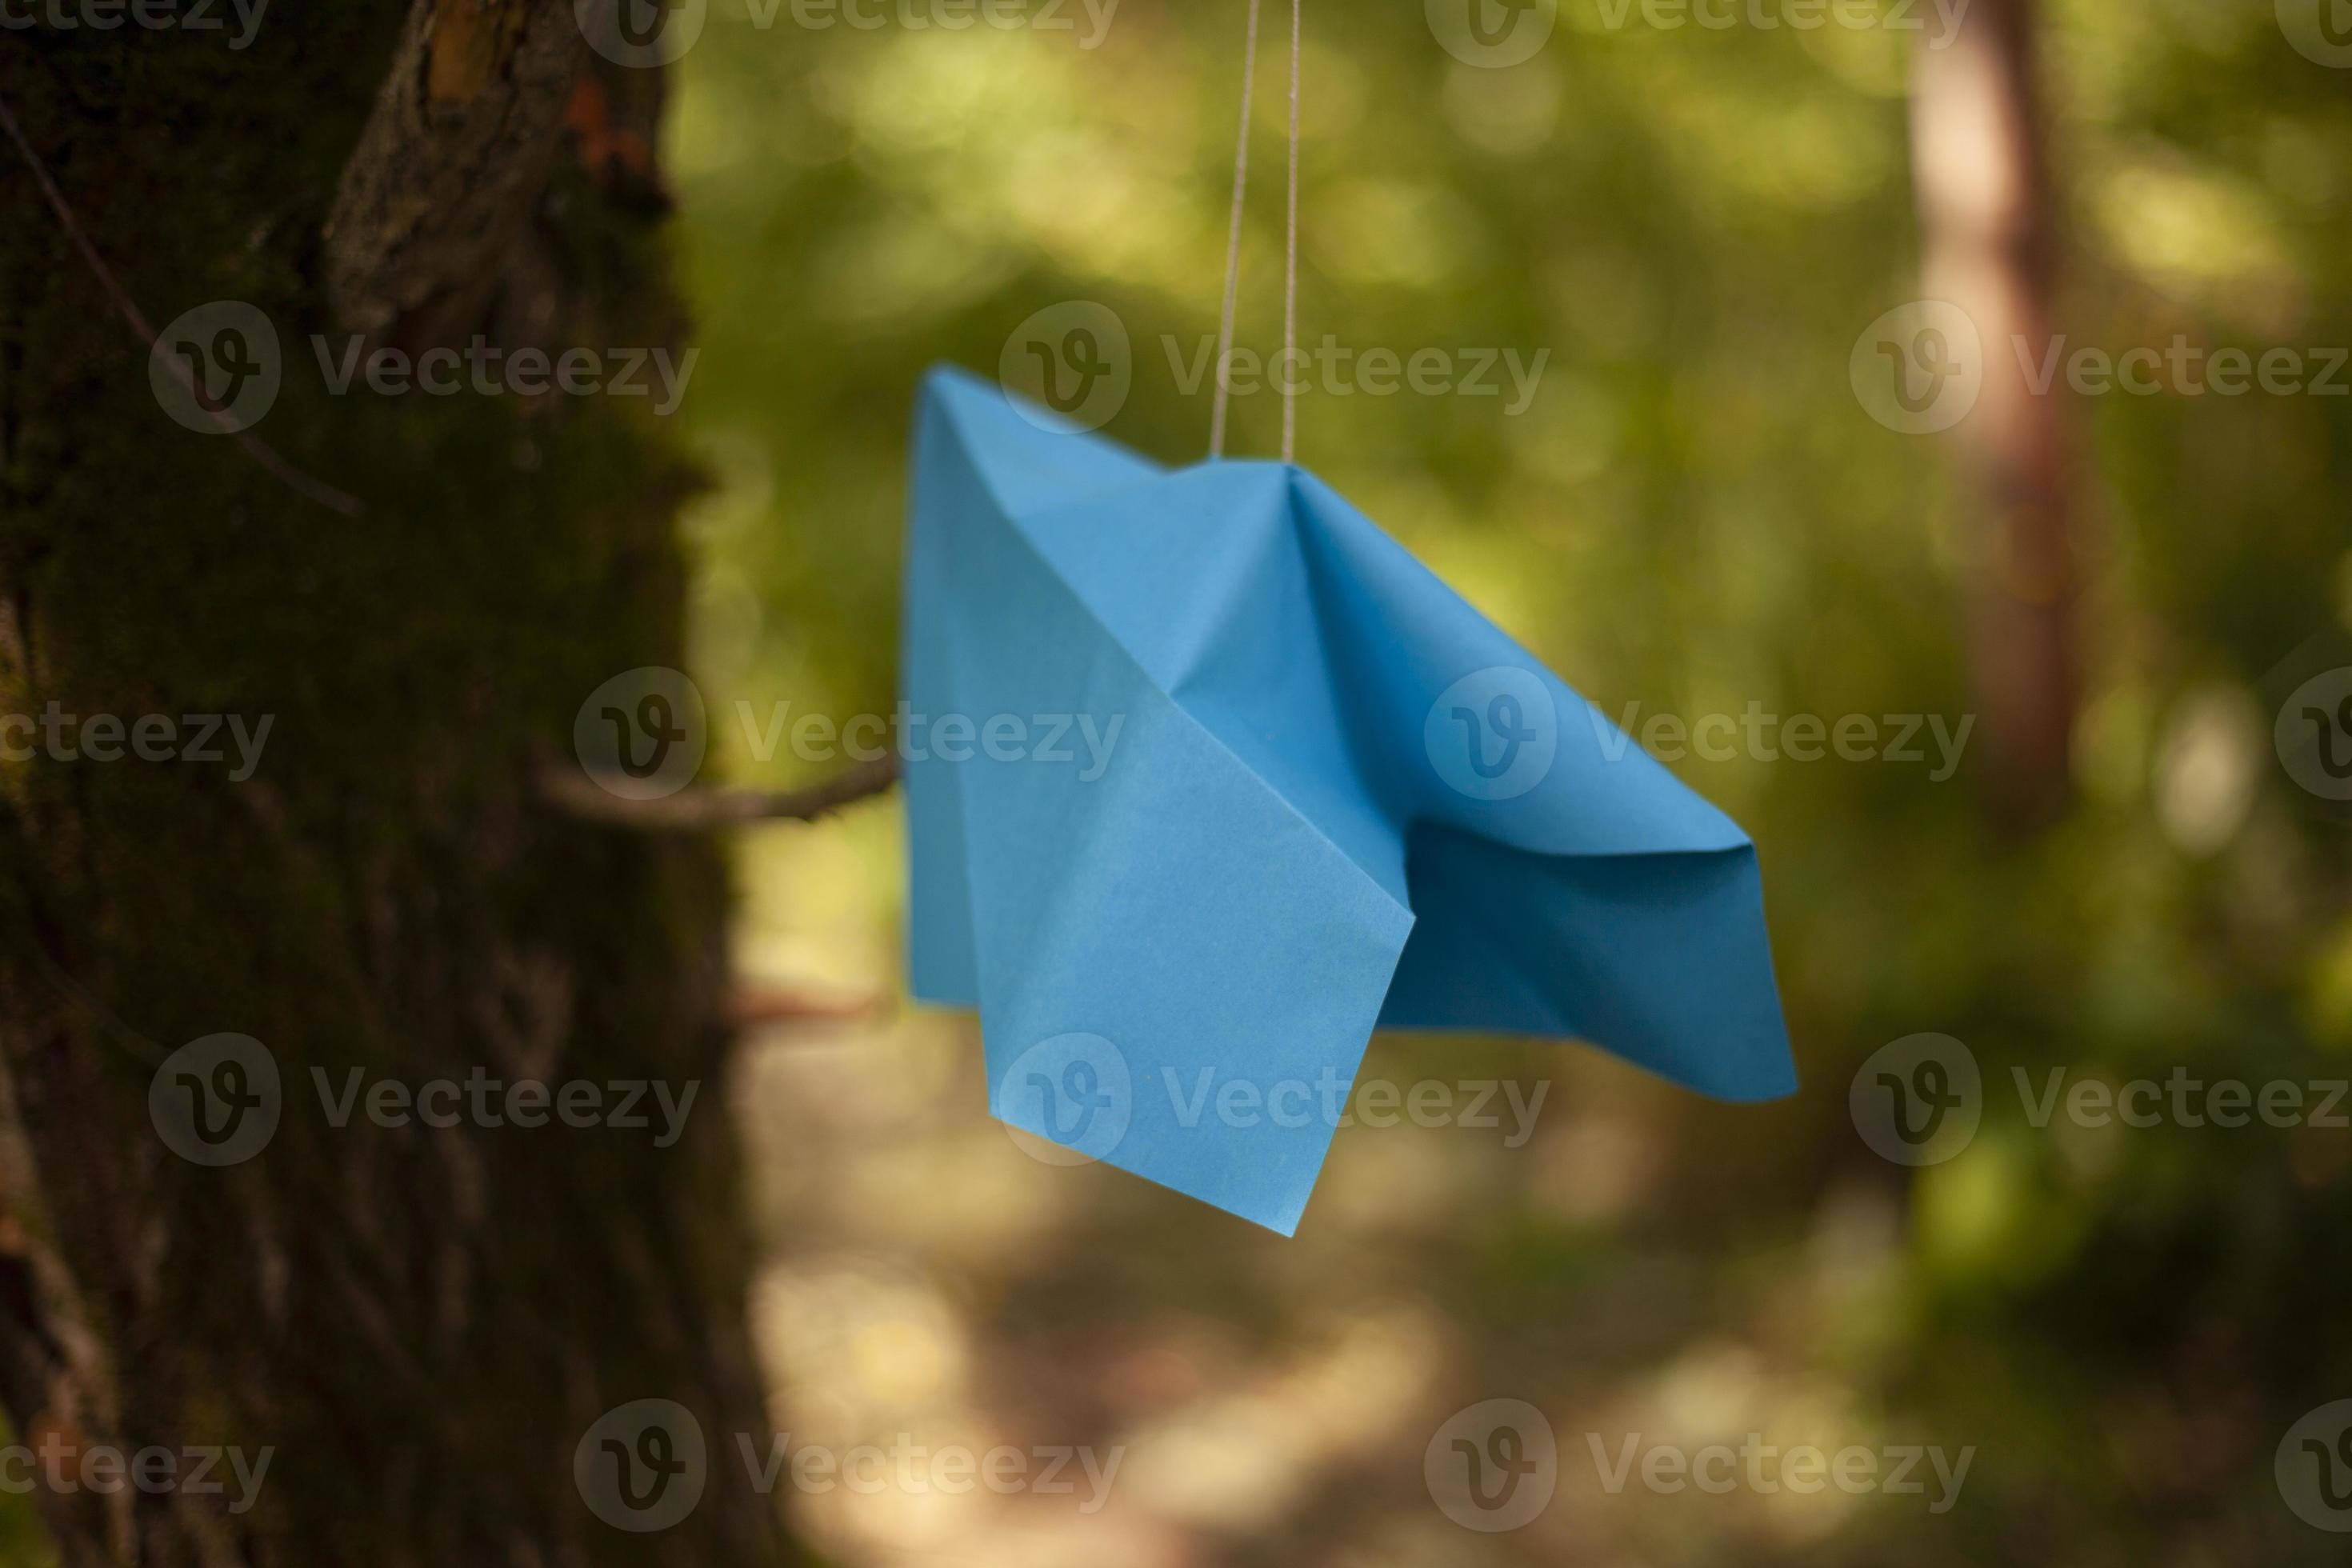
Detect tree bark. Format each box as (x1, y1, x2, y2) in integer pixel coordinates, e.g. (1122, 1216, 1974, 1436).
(0, 5, 797, 1562)
(1911, 0, 2078, 825)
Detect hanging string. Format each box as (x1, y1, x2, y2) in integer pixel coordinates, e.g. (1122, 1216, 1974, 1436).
(1206, 0, 1262, 460)
(1282, 0, 1301, 464)
(1208, 0, 1302, 464)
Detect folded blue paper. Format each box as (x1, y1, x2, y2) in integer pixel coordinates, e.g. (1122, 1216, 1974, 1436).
(903, 365, 1795, 1234)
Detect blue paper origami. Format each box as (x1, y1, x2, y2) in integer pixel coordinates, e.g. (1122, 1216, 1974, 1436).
(903, 365, 1794, 1234)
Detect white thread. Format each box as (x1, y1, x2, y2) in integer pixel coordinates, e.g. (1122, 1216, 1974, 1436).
(1282, 0, 1301, 464)
(1208, 0, 1302, 462)
(1207, 0, 1262, 460)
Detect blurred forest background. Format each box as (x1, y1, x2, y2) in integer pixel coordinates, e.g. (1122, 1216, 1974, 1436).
(10, 0, 2345, 1562)
(674, 0, 2352, 1562)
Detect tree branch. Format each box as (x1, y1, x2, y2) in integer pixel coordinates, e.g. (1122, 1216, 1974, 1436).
(538, 754, 902, 830)
(324, 0, 587, 342)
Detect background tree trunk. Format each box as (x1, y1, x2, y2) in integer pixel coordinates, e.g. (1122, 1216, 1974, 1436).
(0, 5, 798, 1562)
(1911, 0, 2078, 826)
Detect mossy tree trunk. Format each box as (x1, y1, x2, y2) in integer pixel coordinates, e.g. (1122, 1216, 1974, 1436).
(0, 4, 798, 1562)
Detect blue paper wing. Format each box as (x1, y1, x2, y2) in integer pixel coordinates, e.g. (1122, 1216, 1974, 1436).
(1282, 471, 1795, 1102)
(906, 369, 1413, 1235)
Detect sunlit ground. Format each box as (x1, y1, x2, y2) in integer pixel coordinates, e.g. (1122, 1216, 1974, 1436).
(725, 812, 1979, 1566)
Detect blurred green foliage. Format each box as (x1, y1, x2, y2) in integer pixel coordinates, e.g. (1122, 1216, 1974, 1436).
(672, 1, 2352, 1560)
